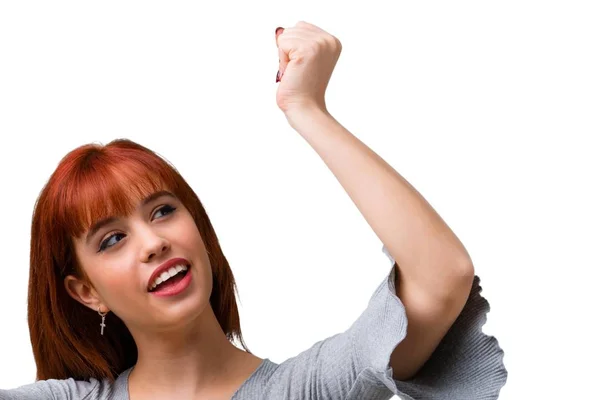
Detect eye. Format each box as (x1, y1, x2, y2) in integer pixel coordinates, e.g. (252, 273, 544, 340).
(98, 232, 125, 253)
(153, 204, 176, 219)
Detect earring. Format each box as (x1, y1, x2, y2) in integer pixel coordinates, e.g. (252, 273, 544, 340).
(98, 307, 108, 335)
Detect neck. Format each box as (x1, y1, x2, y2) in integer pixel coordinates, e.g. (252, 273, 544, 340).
(127, 306, 262, 399)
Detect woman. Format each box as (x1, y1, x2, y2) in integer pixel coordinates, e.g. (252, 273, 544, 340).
(2, 22, 507, 399)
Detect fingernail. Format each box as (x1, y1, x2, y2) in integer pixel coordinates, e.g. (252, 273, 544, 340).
(276, 70, 281, 83)
(275, 27, 284, 36)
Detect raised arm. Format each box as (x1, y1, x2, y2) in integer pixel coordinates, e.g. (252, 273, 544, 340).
(275, 21, 475, 381)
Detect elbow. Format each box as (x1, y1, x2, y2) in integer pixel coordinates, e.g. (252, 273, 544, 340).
(433, 256, 475, 304)
(457, 258, 475, 281)
(450, 251, 475, 282)
(414, 258, 476, 307)
(433, 244, 476, 298)
(446, 259, 475, 305)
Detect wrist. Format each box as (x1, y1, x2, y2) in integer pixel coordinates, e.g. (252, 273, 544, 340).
(283, 103, 332, 130)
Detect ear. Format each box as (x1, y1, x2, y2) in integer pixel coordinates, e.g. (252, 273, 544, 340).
(64, 275, 107, 313)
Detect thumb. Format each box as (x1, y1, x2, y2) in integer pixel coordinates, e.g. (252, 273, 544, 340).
(275, 27, 289, 81)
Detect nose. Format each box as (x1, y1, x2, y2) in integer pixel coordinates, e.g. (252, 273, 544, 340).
(138, 227, 171, 263)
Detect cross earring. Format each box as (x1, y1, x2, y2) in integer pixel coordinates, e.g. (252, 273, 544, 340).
(98, 307, 108, 335)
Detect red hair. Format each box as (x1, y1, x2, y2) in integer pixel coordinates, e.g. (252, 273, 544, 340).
(28, 139, 250, 381)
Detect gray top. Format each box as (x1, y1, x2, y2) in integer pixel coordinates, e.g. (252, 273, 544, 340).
(1, 246, 508, 399)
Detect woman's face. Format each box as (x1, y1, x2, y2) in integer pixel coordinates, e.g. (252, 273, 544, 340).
(67, 190, 213, 332)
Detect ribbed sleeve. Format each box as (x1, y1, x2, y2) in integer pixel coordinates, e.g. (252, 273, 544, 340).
(350, 245, 508, 399)
(232, 245, 508, 399)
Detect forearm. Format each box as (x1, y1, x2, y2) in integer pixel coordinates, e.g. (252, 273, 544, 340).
(286, 107, 474, 300)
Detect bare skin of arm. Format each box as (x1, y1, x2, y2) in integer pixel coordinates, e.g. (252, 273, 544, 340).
(285, 107, 475, 380)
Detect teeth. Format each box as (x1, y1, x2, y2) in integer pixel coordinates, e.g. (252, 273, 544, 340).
(150, 264, 188, 291)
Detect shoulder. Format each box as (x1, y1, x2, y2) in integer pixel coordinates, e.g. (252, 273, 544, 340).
(0, 370, 130, 400)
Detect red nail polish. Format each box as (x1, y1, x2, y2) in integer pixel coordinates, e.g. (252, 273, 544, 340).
(275, 27, 284, 35)
(276, 70, 281, 83)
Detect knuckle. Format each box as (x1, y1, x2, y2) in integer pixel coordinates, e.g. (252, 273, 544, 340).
(316, 37, 328, 47)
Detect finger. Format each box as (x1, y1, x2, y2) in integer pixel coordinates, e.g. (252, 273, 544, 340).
(294, 21, 322, 33)
(275, 27, 324, 81)
(275, 27, 289, 80)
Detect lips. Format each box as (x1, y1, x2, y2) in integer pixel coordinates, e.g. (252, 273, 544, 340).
(147, 257, 191, 291)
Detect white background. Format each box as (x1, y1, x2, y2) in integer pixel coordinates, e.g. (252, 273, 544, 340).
(1, 1, 599, 398)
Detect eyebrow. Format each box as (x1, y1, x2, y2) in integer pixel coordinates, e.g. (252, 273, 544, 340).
(85, 190, 176, 245)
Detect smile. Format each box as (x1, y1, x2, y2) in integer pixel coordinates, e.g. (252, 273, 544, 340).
(149, 264, 189, 291)
(149, 265, 192, 297)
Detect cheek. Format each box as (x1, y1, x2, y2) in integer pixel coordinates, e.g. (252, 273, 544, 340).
(96, 269, 147, 321)
(194, 230, 211, 266)
(182, 221, 212, 279)
(182, 220, 208, 253)
(90, 263, 139, 303)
